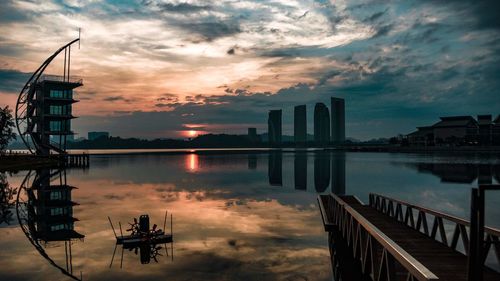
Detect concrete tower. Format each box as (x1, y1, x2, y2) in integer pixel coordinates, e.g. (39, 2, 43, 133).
(294, 105, 307, 144)
(331, 97, 345, 144)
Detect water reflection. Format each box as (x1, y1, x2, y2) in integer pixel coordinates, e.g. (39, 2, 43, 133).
(268, 151, 282, 186)
(294, 152, 307, 190)
(314, 152, 330, 193)
(16, 169, 84, 281)
(0, 172, 16, 226)
(1, 151, 499, 280)
(403, 162, 500, 184)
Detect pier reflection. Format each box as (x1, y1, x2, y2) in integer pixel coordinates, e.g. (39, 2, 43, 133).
(16, 169, 84, 281)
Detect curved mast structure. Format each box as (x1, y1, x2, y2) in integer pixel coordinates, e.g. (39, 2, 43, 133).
(15, 38, 81, 155)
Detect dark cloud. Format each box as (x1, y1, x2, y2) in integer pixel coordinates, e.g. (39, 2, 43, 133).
(372, 24, 393, 38)
(363, 9, 388, 23)
(179, 20, 242, 41)
(0, 1, 30, 23)
(155, 2, 211, 14)
(0, 69, 31, 93)
(102, 96, 133, 102)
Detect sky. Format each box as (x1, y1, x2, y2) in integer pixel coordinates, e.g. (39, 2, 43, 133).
(0, 0, 499, 140)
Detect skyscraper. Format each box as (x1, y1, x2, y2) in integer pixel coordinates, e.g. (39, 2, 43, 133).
(294, 105, 307, 144)
(314, 103, 330, 145)
(331, 97, 345, 144)
(268, 110, 282, 145)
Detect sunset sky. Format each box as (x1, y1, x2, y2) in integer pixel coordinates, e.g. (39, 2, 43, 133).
(0, 0, 499, 139)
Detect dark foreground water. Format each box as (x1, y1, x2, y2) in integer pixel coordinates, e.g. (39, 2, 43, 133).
(0, 151, 499, 281)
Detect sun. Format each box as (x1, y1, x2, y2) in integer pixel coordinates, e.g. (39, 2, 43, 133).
(187, 130, 197, 137)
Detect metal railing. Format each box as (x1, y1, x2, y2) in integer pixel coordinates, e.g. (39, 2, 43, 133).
(40, 74, 83, 84)
(369, 193, 500, 273)
(320, 194, 439, 281)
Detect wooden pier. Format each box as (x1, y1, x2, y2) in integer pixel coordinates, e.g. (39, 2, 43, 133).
(62, 154, 90, 168)
(318, 190, 500, 281)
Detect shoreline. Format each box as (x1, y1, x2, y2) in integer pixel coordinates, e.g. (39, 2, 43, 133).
(2, 146, 499, 171)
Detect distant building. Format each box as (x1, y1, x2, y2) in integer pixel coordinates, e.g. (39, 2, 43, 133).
(88, 131, 109, 141)
(331, 97, 345, 144)
(268, 110, 282, 145)
(407, 126, 434, 146)
(432, 116, 478, 145)
(247, 128, 260, 142)
(406, 115, 500, 146)
(478, 115, 493, 146)
(294, 105, 307, 144)
(314, 103, 330, 145)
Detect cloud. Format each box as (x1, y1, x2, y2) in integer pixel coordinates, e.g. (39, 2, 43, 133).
(0, 69, 31, 93)
(153, 2, 212, 14)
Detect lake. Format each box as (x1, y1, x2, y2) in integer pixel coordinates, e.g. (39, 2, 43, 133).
(0, 151, 499, 281)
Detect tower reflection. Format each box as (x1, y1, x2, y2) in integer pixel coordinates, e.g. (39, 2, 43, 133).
(294, 151, 307, 190)
(314, 151, 330, 193)
(268, 151, 283, 186)
(331, 152, 346, 195)
(16, 169, 84, 281)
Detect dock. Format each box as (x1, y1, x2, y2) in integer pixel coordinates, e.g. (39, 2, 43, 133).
(318, 191, 500, 281)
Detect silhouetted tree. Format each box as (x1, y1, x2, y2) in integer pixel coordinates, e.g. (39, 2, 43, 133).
(0, 106, 16, 154)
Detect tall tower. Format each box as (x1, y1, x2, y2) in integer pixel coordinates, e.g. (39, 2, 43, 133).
(314, 103, 330, 145)
(294, 105, 307, 144)
(15, 38, 82, 156)
(268, 110, 282, 145)
(331, 97, 345, 144)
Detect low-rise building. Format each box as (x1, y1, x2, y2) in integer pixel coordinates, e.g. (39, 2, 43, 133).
(406, 115, 500, 146)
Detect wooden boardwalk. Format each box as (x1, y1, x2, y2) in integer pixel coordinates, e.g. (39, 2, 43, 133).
(318, 193, 500, 281)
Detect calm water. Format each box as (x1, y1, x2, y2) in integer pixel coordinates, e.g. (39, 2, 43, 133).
(0, 151, 499, 281)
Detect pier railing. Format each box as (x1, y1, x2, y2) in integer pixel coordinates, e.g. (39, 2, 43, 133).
(322, 194, 439, 281)
(369, 193, 500, 271)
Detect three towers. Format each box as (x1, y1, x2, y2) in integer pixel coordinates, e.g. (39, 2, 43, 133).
(268, 97, 345, 146)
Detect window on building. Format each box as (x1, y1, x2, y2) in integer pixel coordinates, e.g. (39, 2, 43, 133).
(50, 207, 65, 216)
(50, 223, 73, 231)
(50, 190, 63, 200)
(49, 120, 71, 132)
(49, 90, 73, 99)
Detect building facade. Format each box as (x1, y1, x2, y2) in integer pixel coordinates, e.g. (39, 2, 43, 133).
(331, 97, 345, 144)
(32, 76, 82, 155)
(294, 105, 307, 144)
(268, 110, 282, 145)
(406, 114, 500, 146)
(314, 103, 330, 145)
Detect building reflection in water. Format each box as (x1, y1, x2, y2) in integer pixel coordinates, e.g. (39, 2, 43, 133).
(16, 168, 84, 281)
(331, 152, 346, 195)
(314, 151, 330, 193)
(266, 151, 347, 194)
(268, 151, 283, 186)
(294, 151, 307, 190)
(248, 154, 257, 170)
(407, 162, 500, 184)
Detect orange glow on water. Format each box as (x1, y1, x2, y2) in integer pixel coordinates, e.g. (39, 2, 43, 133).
(186, 153, 199, 172)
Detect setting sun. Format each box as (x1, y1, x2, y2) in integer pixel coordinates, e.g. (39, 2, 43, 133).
(187, 130, 197, 137)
